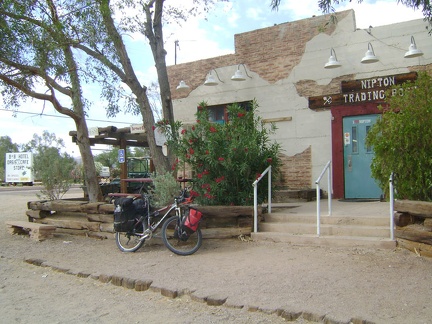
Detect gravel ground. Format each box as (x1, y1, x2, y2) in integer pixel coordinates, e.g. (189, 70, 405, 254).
(1, 186, 431, 324)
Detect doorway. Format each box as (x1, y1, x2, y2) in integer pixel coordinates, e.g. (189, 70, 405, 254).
(342, 114, 382, 199)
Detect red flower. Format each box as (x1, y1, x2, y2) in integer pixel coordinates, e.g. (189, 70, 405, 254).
(215, 176, 225, 183)
(189, 147, 194, 155)
(218, 157, 224, 162)
(197, 119, 201, 123)
(203, 169, 209, 175)
(190, 190, 200, 197)
(192, 126, 195, 131)
(209, 126, 217, 133)
(197, 173, 203, 179)
(205, 150, 209, 155)
(237, 112, 245, 118)
(198, 106, 203, 111)
(181, 129, 187, 134)
(152, 125, 156, 131)
(267, 158, 273, 164)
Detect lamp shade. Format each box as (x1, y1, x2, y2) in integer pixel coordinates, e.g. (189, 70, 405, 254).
(204, 73, 218, 86)
(176, 80, 190, 90)
(404, 36, 423, 58)
(324, 48, 341, 69)
(231, 69, 246, 81)
(361, 43, 379, 64)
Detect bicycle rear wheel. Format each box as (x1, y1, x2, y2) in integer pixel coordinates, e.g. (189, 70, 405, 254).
(161, 215, 202, 256)
(115, 221, 145, 252)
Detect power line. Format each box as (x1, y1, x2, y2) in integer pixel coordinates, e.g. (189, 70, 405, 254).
(0, 108, 133, 125)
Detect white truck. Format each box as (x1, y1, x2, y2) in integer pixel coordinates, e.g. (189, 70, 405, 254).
(5, 152, 34, 185)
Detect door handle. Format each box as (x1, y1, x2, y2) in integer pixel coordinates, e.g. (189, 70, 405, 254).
(348, 155, 352, 171)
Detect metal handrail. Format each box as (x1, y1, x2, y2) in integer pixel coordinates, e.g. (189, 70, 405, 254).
(252, 166, 272, 233)
(389, 172, 395, 240)
(315, 160, 332, 237)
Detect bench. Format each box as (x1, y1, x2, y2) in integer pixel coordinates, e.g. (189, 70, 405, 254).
(6, 221, 56, 241)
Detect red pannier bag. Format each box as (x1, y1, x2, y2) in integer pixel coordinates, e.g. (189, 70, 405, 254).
(183, 207, 203, 232)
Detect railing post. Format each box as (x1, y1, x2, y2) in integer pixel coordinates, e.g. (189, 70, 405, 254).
(389, 172, 395, 240)
(268, 167, 272, 215)
(328, 162, 332, 216)
(316, 183, 321, 237)
(253, 184, 258, 233)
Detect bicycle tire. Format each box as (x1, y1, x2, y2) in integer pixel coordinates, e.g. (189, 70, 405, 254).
(161, 215, 202, 256)
(115, 221, 145, 252)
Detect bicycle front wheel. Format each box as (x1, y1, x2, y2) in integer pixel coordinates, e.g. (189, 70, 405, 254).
(161, 215, 202, 256)
(115, 222, 145, 252)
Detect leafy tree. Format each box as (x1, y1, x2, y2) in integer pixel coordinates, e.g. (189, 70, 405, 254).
(0, 136, 19, 181)
(0, 0, 102, 201)
(366, 71, 432, 201)
(0, 0, 225, 200)
(158, 100, 281, 206)
(24, 131, 77, 200)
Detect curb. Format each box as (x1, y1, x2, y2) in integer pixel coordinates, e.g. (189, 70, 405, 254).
(24, 257, 376, 324)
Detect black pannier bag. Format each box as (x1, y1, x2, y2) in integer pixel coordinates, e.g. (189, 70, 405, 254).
(113, 197, 147, 232)
(177, 207, 203, 241)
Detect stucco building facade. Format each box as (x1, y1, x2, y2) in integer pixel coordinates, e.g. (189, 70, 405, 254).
(167, 10, 432, 199)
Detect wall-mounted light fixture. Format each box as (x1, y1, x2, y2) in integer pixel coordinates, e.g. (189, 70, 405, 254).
(404, 36, 423, 58)
(324, 48, 341, 69)
(176, 80, 190, 90)
(204, 69, 224, 86)
(231, 64, 253, 81)
(361, 42, 379, 64)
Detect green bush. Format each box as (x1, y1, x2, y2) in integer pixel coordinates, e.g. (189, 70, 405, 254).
(149, 172, 181, 207)
(366, 71, 432, 201)
(157, 100, 281, 206)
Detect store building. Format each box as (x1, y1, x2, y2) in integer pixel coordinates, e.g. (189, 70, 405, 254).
(167, 10, 432, 199)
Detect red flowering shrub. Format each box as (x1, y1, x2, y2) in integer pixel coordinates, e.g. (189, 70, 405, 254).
(157, 100, 280, 205)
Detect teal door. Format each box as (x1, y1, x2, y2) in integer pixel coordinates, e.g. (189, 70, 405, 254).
(343, 114, 382, 199)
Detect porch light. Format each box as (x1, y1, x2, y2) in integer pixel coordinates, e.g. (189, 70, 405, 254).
(404, 36, 423, 58)
(204, 69, 224, 86)
(176, 80, 190, 90)
(361, 42, 379, 64)
(231, 64, 252, 81)
(324, 48, 341, 69)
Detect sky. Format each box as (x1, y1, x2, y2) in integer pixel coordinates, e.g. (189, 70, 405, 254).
(0, 0, 425, 157)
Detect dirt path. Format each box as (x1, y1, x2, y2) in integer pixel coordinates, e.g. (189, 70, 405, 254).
(1, 186, 431, 323)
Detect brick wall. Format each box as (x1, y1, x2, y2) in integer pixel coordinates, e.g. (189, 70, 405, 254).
(276, 146, 312, 190)
(168, 10, 351, 99)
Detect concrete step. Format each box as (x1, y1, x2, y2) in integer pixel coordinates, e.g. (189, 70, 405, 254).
(251, 232, 396, 249)
(264, 213, 390, 227)
(259, 222, 391, 237)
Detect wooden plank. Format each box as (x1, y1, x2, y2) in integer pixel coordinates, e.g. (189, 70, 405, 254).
(6, 221, 56, 241)
(54, 227, 110, 239)
(394, 212, 415, 227)
(87, 213, 114, 223)
(34, 217, 101, 232)
(99, 204, 115, 214)
(396, 225, 432, 245)
(263, 116, 292, 123)
(26, 209, 51, 219)
(397, 238, 432, 258)
(394, 200, 432, 218)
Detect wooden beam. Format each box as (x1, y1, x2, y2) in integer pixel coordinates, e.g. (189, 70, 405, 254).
(263, 116, 292, 123)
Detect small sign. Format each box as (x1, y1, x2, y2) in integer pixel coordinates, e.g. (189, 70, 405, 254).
(344, 132, 350, 146)
(89, 127, 99, 138)
(130, 124, 145, 134)
(155, 128, 167, 147)
(118, 149, 125, 163)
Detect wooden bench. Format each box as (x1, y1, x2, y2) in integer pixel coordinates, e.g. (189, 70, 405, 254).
(6, 221, 56, 241)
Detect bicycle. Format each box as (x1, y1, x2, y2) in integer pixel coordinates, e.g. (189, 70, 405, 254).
(113, 187, 203, 256)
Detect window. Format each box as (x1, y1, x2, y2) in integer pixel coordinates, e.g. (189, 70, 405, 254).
(200, 101, 252, 124)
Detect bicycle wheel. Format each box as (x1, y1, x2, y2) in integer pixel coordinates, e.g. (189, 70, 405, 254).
(115, 221, 145, 252)
(161, 215, 202, 256)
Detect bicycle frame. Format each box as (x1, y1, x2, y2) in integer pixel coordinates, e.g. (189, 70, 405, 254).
(135, 191, 187, 241)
